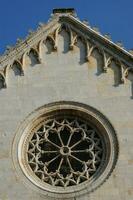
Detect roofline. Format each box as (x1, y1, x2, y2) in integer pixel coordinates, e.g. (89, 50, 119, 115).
(70, 15, 133, 60)
(0, 11, 133, 70)
(59, 15, 133, 66)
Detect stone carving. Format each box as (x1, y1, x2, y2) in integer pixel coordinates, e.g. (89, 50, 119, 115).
(46, 34, 57, 51)
(11, 60, 24, 76)
(0, 14, 133, 90)
(122, 67, 133, 83)
(27, 118, 103, 187)
(17, 102, 119, 198)
(27, 48, 41, 65)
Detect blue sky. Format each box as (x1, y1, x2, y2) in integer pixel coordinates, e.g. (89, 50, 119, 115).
(0, 0, 133, 54)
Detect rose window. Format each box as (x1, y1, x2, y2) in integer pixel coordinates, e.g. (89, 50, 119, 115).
(27, 118, 103, 187)
(17, 102, 118, 198)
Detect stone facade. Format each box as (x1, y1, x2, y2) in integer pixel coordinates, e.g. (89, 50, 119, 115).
(0, 9, 133, 200)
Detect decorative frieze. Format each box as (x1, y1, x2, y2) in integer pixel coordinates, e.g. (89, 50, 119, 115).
(0, 14, 133, 91)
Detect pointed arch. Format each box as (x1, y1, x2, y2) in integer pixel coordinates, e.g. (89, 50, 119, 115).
(24, 48, 40, 67)
(75, 35, 87, 64)
(57, 23, 73, 53)
(56, 24, 82, 51)
(44, 33, 59, 53)
(29, 47, 40, 58)
(88, 45, 104, 58)
(46, 35, 55, 44)
(58, 24, 72, 46)
(87, 45, 105, 74)
(58, 23, 69, 33)
(107, 57, 123, 86)
(11, 60, 24, 76)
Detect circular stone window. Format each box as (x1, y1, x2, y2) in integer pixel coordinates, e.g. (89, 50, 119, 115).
(16, 102, 118, 198)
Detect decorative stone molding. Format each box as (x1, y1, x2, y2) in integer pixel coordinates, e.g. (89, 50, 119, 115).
(10, 60, 24, 76)
(12, 102, 119, 198)
(122, 67, 133, 83)
(0, 12, 133, 90)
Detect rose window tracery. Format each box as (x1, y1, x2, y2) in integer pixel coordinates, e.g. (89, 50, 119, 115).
(27, 117, 103, 187)
(17, 103, 118, 198)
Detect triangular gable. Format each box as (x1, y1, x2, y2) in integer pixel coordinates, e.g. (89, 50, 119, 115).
(0, 8, 133, 89)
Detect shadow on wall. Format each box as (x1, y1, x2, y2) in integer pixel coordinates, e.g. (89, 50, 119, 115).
(0, 74, 5, 89)
(76, 37, 86, 65)
(60, 28, 70, 54)
(45, 38, 55, 54)
(1, 26, 133, 100)
(59, 28, 87, 65)
(12, 61, 23, 76)
(27, 49, 40, 67)
(91, 48, 104, 76)
(108, 61, 122, 87)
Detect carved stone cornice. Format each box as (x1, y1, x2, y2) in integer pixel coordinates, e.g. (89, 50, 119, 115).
(60, 15, 133, 67)
(0, 16, 60, 67)
(0, 11, 133, 90)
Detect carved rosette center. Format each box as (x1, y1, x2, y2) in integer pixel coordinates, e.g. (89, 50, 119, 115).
(60, 146, 70, 155)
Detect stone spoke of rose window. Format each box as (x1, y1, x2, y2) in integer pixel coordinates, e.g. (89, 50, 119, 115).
(27, 118, 103, 187)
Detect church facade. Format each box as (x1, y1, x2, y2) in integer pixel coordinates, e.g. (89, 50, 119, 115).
(0, 8, 133, 200)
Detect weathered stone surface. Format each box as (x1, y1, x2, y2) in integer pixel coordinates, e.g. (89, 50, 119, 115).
(0, 9, 133, 200)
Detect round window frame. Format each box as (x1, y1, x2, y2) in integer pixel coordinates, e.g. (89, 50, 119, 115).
(13, 102, 119, 198)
